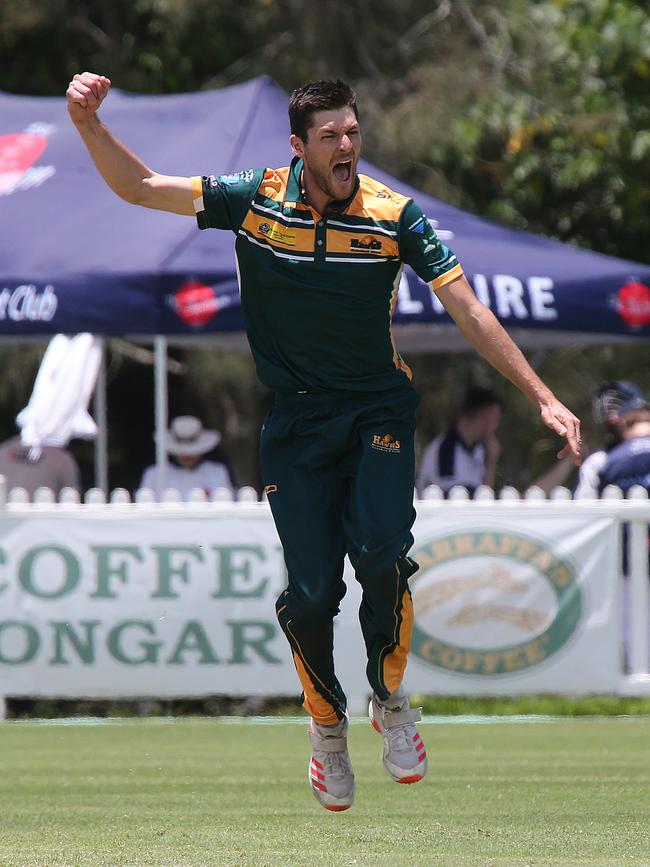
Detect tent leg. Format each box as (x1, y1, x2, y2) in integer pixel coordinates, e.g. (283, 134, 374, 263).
(93, 338, 108, 494)
(154, 336, 168, 497)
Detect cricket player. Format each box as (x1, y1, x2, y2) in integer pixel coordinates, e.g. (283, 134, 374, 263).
(67, 72, 581, 812)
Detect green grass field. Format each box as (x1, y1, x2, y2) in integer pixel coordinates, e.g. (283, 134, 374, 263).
(1, 716, 649, 866)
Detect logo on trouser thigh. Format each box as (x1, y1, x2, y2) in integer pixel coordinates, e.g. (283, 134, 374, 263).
(264, 484, 278, 494)
(372, 433, 401, 453)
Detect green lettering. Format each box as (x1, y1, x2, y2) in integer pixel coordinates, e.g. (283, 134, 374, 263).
(0, 620, 40, 664)
(0, 547, 7, 595)
(91, 546, 144, 598)
(167, 620, 220, 665)
(227, 620, 281, 664)
(19, 546, 80, 599)
(50, 620, 99, 664)
(151, 546, 204, 598)
(108, 620, 160, 665)
(212, 546, 269, 598)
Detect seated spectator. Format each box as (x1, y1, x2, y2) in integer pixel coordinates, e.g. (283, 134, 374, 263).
(597, 397, 650, 495)
(577, 381, 647, 495)
(139, 415, 236, 500)
(417, 387, 503, 496)
(533, 380, 646, 496)
(0, 435, 80, 497)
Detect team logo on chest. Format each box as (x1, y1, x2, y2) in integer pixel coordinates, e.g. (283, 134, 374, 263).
(350, 235, 382, 252)
(257, 220, 297, 247)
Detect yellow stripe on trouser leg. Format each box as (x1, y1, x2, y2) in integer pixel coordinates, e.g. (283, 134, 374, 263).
(382, 589, 414, 695)
(293, 652, 341, 726)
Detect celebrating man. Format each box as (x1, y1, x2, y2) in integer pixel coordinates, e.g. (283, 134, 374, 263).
(67, 72, 581, 811)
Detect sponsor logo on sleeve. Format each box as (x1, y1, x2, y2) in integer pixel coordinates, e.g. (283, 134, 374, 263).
(219, 170, 255, 185)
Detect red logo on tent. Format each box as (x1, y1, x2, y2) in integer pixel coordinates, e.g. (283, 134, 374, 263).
(174, 280, 219, 327)
(0, 131, 55, 196)
(0, 133, 47, 173)
(615, 281, 650, 327)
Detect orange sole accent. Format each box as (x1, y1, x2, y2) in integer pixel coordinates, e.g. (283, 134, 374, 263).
(397, 774, 423, 784)
(371, 720, 381, 733)
(325, 804, 352, 812)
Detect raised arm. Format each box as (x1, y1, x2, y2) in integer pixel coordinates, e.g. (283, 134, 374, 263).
(435, 274, 582, 464)
(66, 72, 194, 216)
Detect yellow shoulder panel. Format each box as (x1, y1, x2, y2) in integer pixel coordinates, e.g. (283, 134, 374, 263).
(259, 166, 291, 203)
(348, 174, 411, 222)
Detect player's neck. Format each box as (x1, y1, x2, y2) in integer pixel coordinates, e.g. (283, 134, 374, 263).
(300, 169, 332, 216)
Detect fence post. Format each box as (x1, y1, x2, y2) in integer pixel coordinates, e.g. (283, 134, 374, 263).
(629, 517, 650, 676)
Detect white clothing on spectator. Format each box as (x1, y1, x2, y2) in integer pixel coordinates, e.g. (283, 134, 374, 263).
(417, 429, 485, 495)
(139, 460, 233, 500)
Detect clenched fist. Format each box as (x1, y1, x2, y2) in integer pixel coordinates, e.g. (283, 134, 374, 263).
(66, 72, 111, 123)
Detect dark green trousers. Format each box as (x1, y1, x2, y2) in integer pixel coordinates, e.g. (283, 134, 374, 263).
(260, 382, 420, 725)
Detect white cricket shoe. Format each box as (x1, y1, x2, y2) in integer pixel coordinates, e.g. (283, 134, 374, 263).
(308, 717, 355, 811)
(369, 690, 428, 784)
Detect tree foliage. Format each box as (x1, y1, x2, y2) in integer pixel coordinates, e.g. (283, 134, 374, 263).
(440, 0, 650, 262)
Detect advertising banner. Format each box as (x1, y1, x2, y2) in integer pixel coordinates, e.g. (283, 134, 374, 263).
(0, 507, 620, 698)
(401, 509, 620, 694)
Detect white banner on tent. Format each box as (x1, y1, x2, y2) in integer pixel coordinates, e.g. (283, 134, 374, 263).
(0, 509, 619, 698)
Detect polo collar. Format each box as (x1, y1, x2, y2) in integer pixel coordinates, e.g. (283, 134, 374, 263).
(286, 156, 360, 214)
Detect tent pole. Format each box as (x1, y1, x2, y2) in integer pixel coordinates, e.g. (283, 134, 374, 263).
(154, 336, 168, 497)
(93, 338, 108, 494)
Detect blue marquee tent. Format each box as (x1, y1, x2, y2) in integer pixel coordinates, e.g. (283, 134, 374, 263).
(2, 75, 650, 349)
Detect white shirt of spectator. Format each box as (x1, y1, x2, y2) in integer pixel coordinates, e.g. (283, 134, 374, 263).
(140, 460, 233, 500)
(417, 429, 485, 495)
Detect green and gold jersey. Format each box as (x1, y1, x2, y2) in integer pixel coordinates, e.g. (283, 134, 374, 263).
(191, 157, 463, 394)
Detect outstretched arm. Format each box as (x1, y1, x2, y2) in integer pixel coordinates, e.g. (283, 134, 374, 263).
(66, 71, 194, 215)
(435, 275, 582, 464)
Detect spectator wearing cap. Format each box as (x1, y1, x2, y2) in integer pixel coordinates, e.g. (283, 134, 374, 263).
(576, 381, 647, 496)
(597, 396, 650, 495)
(533, 380, 647, 496)
(139, 415, 236, 500)
(417, 386, 503, 497)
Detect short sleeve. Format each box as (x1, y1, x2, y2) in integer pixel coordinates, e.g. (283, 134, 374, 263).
(398, 199, 464, 290)
(191, 168, 265, 232)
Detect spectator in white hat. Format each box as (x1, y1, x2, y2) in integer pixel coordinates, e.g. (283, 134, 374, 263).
(139, 415, 235, 500)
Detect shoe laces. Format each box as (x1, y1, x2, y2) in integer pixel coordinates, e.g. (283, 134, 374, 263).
(383, 704, 415, 753)
(315, 747, 352, 780)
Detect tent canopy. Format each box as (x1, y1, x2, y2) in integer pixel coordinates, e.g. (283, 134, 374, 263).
(2, 75, 650, 348)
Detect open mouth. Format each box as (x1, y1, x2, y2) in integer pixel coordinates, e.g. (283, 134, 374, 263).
(332, 160, 353, 183)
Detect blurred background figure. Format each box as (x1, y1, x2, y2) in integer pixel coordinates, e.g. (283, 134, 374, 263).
(0, 435, 80, 497)
(0, 333, 100, 498)
(139, 415, 236, 500)
(581, 381, 648, 494)
(417, 386, 503, 496)
(534, 380, 647, 496)
(597, 393, 650, 495)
